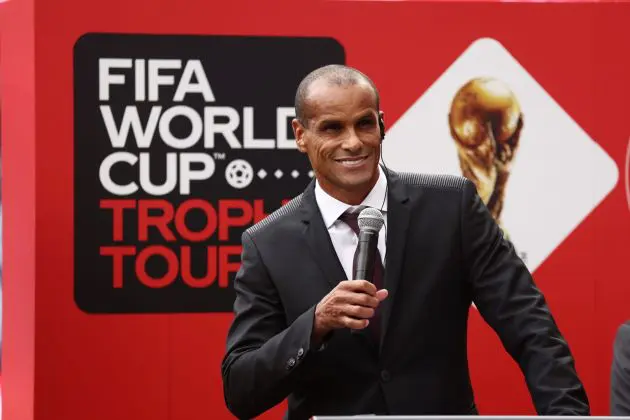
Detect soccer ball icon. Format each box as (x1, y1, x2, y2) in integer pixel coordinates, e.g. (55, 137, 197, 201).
(225, 159, 254, 189)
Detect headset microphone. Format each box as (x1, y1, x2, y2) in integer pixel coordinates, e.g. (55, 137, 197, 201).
(377, 113, 389, 249)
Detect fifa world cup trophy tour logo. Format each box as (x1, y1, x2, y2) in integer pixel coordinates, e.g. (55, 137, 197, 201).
(449, 77, 523, 234)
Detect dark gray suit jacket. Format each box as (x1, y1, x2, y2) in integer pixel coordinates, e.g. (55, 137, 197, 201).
(221, 169, 589, 419)
(612, 321, 630, 415)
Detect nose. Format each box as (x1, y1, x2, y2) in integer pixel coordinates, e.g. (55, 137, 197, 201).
(341, 128, 362, 151)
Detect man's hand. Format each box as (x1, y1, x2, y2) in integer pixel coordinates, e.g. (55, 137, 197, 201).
(312, 280, 388, 344)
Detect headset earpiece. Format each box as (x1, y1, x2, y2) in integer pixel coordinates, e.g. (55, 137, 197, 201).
(379, 115, 385, 141)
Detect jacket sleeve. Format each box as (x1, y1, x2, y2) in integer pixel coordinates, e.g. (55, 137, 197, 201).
(611, 322, 630, 416)
(460, 179, 590, 415)
(221, 230, 323, 419)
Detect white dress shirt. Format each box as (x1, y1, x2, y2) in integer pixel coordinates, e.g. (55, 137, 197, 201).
(314, 166, 388, 281)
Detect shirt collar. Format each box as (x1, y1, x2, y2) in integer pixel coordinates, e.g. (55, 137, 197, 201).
(315, 166, 388, 229)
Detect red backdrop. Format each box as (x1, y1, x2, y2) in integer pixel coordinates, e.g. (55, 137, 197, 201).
(2, 0, 630, 419)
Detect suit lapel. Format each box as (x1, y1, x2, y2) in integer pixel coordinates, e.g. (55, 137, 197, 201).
(299, 181, 347, 289)
(380, 171, 411, 352)
(295, 172, 412, 354)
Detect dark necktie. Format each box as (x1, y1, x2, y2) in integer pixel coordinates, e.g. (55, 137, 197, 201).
(339, 210, 384, 342)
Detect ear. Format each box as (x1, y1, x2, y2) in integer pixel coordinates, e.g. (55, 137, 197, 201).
(378, 110, 386, 141)
(292, 118, 308, 153)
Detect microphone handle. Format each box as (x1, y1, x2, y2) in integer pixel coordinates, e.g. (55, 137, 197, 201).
(354, 230, 379, 282)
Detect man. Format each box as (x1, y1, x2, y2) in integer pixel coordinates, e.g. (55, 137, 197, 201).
(611, 321, 630, 415)
(221, 64, 589, 419)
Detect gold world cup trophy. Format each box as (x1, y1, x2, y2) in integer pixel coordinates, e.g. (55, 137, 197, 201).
(448, 77, 523, 234)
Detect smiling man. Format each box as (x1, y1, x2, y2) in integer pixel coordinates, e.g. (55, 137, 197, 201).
(221, 65, 589, 419)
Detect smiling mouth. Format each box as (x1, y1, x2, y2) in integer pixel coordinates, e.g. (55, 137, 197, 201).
(334, 156, 368, 167)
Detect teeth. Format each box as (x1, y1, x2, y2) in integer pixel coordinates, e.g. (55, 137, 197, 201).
(338, 157, 366, 167)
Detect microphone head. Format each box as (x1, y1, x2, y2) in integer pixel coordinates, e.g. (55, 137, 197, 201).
(358, 207, 385, 233)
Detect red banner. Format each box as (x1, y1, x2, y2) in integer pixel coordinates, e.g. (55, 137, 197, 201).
(2, 0, 630, 419)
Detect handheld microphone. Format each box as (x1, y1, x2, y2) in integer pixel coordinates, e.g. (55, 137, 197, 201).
(354, 208, 385, 282)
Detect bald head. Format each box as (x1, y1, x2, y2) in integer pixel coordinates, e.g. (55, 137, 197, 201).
(294, 65, 380, 127)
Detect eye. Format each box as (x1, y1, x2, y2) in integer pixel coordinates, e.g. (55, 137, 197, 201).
(321, 122, 342, 133)
(358, 118, 375, 128)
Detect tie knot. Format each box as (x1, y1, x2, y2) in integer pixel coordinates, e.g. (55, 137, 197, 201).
(339, 209, 361, 235)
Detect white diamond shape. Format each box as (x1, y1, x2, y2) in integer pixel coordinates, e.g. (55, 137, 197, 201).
(257, 169, 267, 179)
(291, 170, 299, 179)
(274, 169, 283, 179)
(383, 37, 618, 274)
(308, 170, 314, 178)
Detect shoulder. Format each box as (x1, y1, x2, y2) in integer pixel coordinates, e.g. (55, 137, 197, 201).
(390, 170, 486, 226)
(615, 321, 630, 349)
(393, 170, 471, 192)
(244, 193, 304, 240)
(391, 170, 475, 206)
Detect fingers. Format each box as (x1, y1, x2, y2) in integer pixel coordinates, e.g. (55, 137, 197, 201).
(334, 281, 388, 307)
(375, 289, 388, 302)
(339, 280, 377, 295)
(341, 316, 369, 330)
(315, 280, 388, 334)
(344, 304, 375, 320)
(342, 291, 380, 308)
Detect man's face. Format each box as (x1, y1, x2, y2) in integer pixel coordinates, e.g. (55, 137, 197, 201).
(292, 80, 382, 203)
